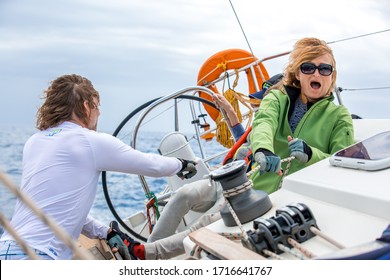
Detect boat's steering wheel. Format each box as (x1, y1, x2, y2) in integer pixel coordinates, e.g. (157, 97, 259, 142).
(101, 95, 218, 242)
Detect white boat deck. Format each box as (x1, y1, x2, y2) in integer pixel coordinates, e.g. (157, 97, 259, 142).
(283, 158, 390, 221)
(183, 118, 390, 259)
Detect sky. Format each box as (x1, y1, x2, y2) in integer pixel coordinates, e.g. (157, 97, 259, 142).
(1, 0, 390, 133)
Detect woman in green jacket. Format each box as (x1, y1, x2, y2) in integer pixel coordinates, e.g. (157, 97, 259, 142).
(250, 37, 354, 194)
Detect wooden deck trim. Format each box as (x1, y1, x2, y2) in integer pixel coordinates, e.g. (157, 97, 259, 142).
(188, 228, 265, 260)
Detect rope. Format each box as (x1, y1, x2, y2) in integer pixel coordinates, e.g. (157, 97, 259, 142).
(246, 156, 296, 178)
(234, 90, 259, 109)
(217, 61, 227, 72)
(190, 244, 203, 259)
(215, 155, 296, 253)
(215, 155, 345, 260)
(310, 226, 345, 249)
(214, 69, 258, 148)
(287, 237, 317, 259)
(232, 69, 240, 88)
(215, 88, 243, 148)
(197, 56, 257, 85)
(223, 199, 249, 242)
(262, 249, 285, 260)
(277, 156, 294, 190)
(146, 192, 160, 234)
(0, 170, 93, 260)
(219, 232, 244, 240)
(277, 243, 307, 260)
(0, 212, 40, 260)
(222, 180, 252, 197)
(211, 174, 249, 241)
(199, 55, 261, 149)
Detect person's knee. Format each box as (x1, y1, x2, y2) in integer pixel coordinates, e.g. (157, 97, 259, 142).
(172, 180, 217, 211)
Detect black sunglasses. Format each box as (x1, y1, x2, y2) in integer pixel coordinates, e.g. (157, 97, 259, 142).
(300, 62, 334, 76)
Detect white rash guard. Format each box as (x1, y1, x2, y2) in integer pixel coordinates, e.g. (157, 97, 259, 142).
(0, 121, 182, 259)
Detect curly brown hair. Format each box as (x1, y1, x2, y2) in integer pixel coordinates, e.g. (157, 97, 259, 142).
(36, 74, 100, 130)
(281, 37, 337, 95)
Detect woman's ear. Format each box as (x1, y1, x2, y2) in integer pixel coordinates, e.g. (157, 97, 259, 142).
(295, 71, 300, 82)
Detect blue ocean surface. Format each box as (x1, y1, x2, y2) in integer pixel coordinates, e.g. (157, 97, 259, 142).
(0, 124, 226, 234)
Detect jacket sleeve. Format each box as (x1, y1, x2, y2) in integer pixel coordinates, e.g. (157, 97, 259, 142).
(250, 91, 281, 154)
(231, 123, 246, 141)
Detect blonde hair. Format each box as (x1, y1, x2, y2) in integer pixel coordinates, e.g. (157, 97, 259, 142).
(282, 37, 337, 95)
(36, 74, 100, 130)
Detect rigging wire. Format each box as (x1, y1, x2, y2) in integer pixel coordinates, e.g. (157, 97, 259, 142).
(339, 86, 390, 92)
(228, 0, 390, 91)
(228, 0, 255, 57)
(228, 1, 390, 92)
(327, 29, 390, 44)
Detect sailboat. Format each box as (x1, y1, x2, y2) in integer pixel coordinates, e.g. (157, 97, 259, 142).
(1, 29, 389, 260)
(96, 37, 390, 260)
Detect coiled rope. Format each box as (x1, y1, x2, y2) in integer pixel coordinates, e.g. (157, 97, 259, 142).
(212, 155, 298, 257)
(215, 70, 256, 148)
(218, 156, 296, 245)
(215, 155, 347, 259)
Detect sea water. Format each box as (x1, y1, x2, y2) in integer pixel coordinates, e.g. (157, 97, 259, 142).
(0, 124, 226, 234)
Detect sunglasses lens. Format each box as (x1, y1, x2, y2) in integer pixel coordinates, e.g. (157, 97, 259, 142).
(318, 64, 333, 76)
(300, 63, 333, 76)
(300, 63, 316, 74)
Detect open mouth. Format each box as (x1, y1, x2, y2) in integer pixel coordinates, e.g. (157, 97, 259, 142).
(311, 81, 321, 89)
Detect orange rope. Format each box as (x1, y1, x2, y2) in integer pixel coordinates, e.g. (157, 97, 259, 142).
(145, 192, 160, 234)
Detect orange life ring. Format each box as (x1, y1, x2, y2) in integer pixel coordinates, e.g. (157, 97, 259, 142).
(197, 49, 269, 122)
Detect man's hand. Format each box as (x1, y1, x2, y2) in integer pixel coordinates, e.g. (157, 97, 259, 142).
(287, 136, 312, 163)
(177, 158, 197, 179)
(107, 221, 141, 260)
(107, 229, 131, 260)
(254, 149, 282, 175)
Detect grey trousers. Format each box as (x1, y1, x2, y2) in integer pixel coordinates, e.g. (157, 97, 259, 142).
(145, 179, 224, 259)
(144, 230, 189, 260)
(144, 211, 222, 260)
(148, 179, 222, 242)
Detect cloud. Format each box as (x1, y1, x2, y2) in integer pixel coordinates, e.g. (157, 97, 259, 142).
(0, 0, 389, 132)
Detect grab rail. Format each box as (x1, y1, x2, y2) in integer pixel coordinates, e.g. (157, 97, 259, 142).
(131, 86, 233, 196)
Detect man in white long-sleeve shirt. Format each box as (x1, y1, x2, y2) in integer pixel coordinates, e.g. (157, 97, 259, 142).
(0, 74, 197, 260)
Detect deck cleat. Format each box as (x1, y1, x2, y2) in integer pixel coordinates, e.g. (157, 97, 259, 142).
(276, 203, 318, 242)
(245, 203, 319, 257)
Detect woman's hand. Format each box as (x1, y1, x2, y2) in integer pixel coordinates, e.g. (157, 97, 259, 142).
(254, 148, 282, 175)
(212, 94, 240, 126)
(287, 136, 312, 163)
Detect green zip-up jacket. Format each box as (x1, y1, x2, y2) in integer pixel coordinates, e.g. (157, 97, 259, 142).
(250, 85, 354, 194)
